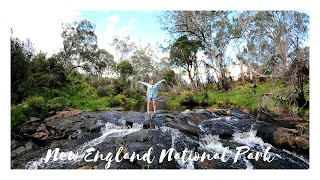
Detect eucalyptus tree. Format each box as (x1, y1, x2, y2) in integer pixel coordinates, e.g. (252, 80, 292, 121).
(160, 11, 240, 91)
(61, 19, 98, 74)
(130, 44, 155, 88)
(249, 11, 309, 76)
(169, 35, 203, 90)
(93, 49, 115, 79)
(111, 36, 137, 61)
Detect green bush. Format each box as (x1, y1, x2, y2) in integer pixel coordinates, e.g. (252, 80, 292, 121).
(87, 77, 108, 89)
(11, 104, 27, 129)
(193, 91, 208, 105)
(82, 97, 111, 111)
(97, 86, 113, 97)
(113, 94, 127, 106)
(48, 97, 68, 111)
(180, 91, 195, 105)
(127, 98, 138, 106)
(111, 78, 130, 95)
(123, 88, 143, 100)
(24, 96, 48, 117)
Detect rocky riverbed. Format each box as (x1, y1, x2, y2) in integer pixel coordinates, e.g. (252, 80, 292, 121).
(11, 108, 309, 169)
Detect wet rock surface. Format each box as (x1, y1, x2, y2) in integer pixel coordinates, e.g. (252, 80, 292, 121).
(11, 108, 309, 169)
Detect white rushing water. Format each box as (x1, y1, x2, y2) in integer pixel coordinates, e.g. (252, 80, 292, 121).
(25, 122, 142, 169)
(232, 126, 283, 160)
(160, 126, 195, 169)
(199, 134, 254, 169)
(24, 119, 308, 169)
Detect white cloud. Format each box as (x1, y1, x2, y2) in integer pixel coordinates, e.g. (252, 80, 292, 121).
(98, 15, 137, 60)
(108, 14, 120, 24)
(9, 7, 82, 55)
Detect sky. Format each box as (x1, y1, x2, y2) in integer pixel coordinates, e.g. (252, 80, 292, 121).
(10, 10, 169, 58)
(8, 9, 310, 81)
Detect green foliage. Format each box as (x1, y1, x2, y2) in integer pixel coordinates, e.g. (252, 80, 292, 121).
(48, 97, 68, 111)
(11, 104, 27, 129)
(179, 91, 196, 105)
(24, 96, 49, 118)
(169, 35, 203, 85)
(167, 90, 208, 107)
(111, 78, 130, 95)
(11, 39, 67, 104)
(166, 81, 294, 113)
(193, 92, 208, 106)
(114, 60, 135, 78)
(162, 70, 176, 87)
(169, 35, 203, 68)
(97, 86, 113, 97)
(113, 94, 127, 106)
(11, 37, 33, 104)
(61, 19, 98, 74)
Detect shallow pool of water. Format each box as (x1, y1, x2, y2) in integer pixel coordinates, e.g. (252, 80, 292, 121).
(122, 101, 206, 112)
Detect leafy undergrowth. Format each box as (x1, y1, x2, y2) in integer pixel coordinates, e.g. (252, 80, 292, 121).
(166, 80, 309, 118)
(11, 75, 138, 129)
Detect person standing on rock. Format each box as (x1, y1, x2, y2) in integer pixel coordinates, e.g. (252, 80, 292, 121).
(138, 79, 166, 118)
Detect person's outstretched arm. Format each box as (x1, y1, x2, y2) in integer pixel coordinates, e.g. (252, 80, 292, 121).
(154, 79, 166, 87)
(138, 81, 150, 87)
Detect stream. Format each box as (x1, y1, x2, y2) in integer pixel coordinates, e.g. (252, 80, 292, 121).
(11, 103, 309, 169)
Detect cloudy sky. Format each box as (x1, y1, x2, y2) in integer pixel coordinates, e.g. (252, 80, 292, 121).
(10, 9, 168, 58)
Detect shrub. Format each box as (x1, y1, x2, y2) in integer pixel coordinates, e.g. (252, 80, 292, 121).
(11, 104, 27, 129)
(48, 97, 68, 111)
(24, 96, 48, 118)
(180, 91, 195, 105)
(113, 94, 127, 106)
(84, 97, 111, 111)
(86, 76, 110, 88)
(193, 91, 208, 105)
(126, 98, 138, 106)
(123, 88, 143, 100)
(111, 78, 130, 95)
(97, 86, 113, 97)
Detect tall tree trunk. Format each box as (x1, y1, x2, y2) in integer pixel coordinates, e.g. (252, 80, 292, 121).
(236, 45, 245, 83)
(239, 59, 244, 83)
(244, 33, 253, 81)
(194, 62, 200, 88)
(248, 61, 253, 81)
(187, 69, 194, 91)
(216, 56, 229, 91)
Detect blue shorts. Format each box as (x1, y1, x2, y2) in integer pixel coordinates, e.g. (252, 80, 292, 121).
(147, 96, 157, 101)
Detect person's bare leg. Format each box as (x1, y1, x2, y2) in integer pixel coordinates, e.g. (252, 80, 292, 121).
(153, 100, 157, 116)
(147, 100, 151, 115)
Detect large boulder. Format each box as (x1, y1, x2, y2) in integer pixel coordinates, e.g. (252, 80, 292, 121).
(166, 116, 203, 137)
(272, 127, 299, 148)
(27, 117, 42, 123)
(201, 117, 254, 139)
(295, 134, 309, 150)
(11, 141, 34, 158)
(11, 146, 26, 158)
(32, 124, 49, 141)
(44, 109, 83, 121)
(25, 141, 34, 151)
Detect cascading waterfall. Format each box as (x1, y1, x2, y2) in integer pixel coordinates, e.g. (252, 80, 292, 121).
(160, 126, 195, 169)
(20, 111, 309, 169)
(199, 134, 254, 169)
(25, 122, 142, 169)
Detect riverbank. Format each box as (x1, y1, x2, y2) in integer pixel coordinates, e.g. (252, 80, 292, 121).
(165, 80, 309, 120)
(11, 75, 141, 129)
(11, 108, 309, 169)
(11, 75, 309, 145)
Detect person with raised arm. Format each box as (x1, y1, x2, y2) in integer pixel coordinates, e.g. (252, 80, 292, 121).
(138, 79, 166, 118)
